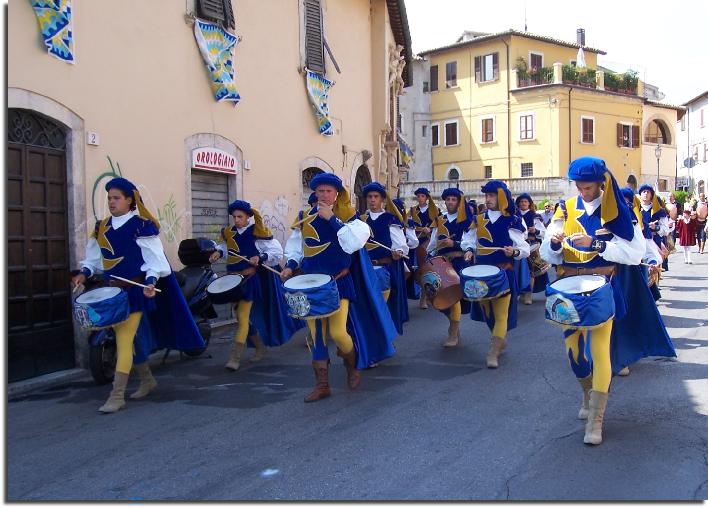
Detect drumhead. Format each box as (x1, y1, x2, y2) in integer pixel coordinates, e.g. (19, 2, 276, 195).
(284, 274, 332, 290)
(550, 275, 605, 294)
(76, 286, 122, 303)
(207, 274, 244, 293)
(461, 265, 501, 277)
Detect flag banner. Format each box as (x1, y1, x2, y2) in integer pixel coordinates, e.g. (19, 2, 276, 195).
(194, 19, 241, 104)
(305, 69, 334, 136)
(398, 130, 414, 167)
(30, 0, 74, 63)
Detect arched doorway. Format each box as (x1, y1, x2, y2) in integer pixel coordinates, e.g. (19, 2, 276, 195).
(626, 174, 638, 191)
(8, 109, 74, 381)
(644, 119, 672, 145)
(353, 164, 372, 214)
(302, 167, 324, 209)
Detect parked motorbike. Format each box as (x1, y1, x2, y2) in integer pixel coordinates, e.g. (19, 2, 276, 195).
(87, 238, 219, 385)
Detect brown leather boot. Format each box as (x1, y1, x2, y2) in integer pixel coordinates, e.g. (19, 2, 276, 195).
(584, 390, 609, 445)
(486, 335, 506, 368)
(521, 292, 533, 305)
(577, 375, 592, 419)
(337, 348, 361, 390)
(419, 291, 428, 309)
(304, 360, 331, 402)
(249, 333, 267, 363)
(129, 363, 157, 400)
(443, 320, 460, 347)
(225, 342, 245, 371)
(98, 372, 129, 413)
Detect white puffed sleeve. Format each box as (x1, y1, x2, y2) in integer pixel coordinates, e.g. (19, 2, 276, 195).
(389, 225, 409, 255)
(284, 228, 304, 268)
(534, 216, 546, 239)
(540, 219, 564, 265)
(460, 227, 477, 251)
(405, 228, 419, 249)
(256, 238, 284, 266)
(426, 227, 439, 254)
(509, 228, 530, 260)
(655, 216, 670, 237)
(598, 224, 645, 265)
(136, 236, 172, 280)
(643, 238, 662, 265)
(80, 238, 103, 276)
(336, 218, 370, 254)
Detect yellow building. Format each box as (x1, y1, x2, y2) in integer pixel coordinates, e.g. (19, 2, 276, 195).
(419, 29, 647, 189)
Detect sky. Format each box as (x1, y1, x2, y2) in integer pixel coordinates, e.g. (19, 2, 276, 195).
(405, 0, 708, 105)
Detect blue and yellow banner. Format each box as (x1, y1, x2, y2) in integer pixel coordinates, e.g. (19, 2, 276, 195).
(194, 19, 241, 104)
(30, 0, 74, 63)
(305, 69, 334, 136)
(397, 130, 414, 167)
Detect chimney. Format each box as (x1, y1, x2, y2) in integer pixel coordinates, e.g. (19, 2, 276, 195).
(576, 28, 585, 47)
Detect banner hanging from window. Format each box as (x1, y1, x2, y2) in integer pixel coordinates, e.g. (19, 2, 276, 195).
(305, 69, 334, 137)
(397, 130, 414, 167)
(193, 19, 241, 105)
(30, 0, 74, 63)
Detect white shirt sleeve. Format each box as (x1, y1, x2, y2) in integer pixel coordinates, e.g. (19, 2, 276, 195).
(389, 225, 409, 255)
(643, 238, 662, 265)
(461, 227, 477, 251)
(256, 238, 283, 266)
(540, 219, 564, 265)
(215, 242, 228, 260)
(284, 228, 304, 268)
(336, 218, 370, 254)
(510, 228, 530, 260)
(426, 227, 439, 254)
(80, 238, 103, 276)
(534, 217, 546, 239)
(136, 235, 172, 280)
(405, 228, 419, 249)
(599, 224, 645, 265)
(656, 216, 669, 237)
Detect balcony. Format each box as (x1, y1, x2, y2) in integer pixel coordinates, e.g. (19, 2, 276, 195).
(513, 62, 639, 96)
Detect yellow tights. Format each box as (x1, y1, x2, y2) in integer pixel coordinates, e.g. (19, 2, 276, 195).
(564, 320, 613, 393)
(383, 290, 391, 302)
(234, 300, 254, 345)
(114, 311, 143, 375)
(306, 299, 354, 354)
(479, 293, 511, 338)
(448, 301, 461, 322)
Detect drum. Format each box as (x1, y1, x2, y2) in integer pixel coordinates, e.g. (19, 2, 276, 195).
(529, 243, 551, 277)
(373, 266, 391, 292)
(417, 256, 461, 310)
(73, 286, 130, 330)
(460, 265, 510, 301)
(206, 274, 245, 304)
(283, 274, 340, 320)
(545, 275, 615, 328)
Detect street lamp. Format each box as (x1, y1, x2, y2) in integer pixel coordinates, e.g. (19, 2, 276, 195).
(655, 143, 662, 191)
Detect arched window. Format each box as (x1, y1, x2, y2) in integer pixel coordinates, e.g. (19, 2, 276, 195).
(302, 167, 324, 208)
(447, 167, 460, 180)
(645, 120, 671, 145)
(353, 164, 372, 214)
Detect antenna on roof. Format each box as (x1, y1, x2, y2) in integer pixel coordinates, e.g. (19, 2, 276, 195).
(524, 0, 528, 31)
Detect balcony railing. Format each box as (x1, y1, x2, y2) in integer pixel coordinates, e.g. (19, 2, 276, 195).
(513, 64, 639, 96)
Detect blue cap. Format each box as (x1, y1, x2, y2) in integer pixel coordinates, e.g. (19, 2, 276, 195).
(567, 157, 608, 182)
(227, 199, 253, 216)
(414, 187, 430, 197)
(392, 198, 406, 216)
(515, 192, 533, 206)
(638, 184, 655, 197)
(309, 173, 343, 192)
(620, 187, 635, 204)
(307, 192, 318, 205)
(362, 181, 387, 198)
(105, 177, 137, 194)
(441, 187, 463, 200)
(481, 180, 515, 216)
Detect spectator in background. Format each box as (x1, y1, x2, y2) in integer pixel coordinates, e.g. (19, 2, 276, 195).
(675, 207, 698, 264)
(540, 201, 554, 227)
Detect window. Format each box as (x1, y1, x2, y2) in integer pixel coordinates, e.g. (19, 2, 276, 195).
(197, 0, 235, 29)
(422, 125, 427, 137)
(304, 0, 325, 74)
(521, 163, 533, 177)
(520, 114, 534, 140)
(474, 53, 499, 82)
(429, 65, 439, 92)
(447, 167, 460, 180)
(617, 123, 639, 148)
(645, 120, 669, 144)
(431, 124, 440, 147)
(658, 179, 668, 192)
(681, 115, 686, 131)
(445, 61, 457, 88)
(529, 52, 543, 70)
(581, 117, 594, 144)
(481, 117, 495, 143)
(484, 165, 492, 179)
(704, 143, 707, 162)
(570, 60, 577, 67)
(444, 120, 459, 146)
(423, 81, 429, 93)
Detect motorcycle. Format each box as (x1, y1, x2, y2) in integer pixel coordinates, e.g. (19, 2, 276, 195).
(87, 238, 219, 385)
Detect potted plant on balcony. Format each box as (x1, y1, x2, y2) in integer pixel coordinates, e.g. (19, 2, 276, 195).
(515, 57, 529, 86)
(562, 64, 578, 85)
(604, 71, 621, 92)
(621, 70, 639, 94)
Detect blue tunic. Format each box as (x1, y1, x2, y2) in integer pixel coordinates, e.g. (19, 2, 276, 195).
(640, 206, 668, 249)
(516, 209, 549, 293)
(221, 224, 267, 302)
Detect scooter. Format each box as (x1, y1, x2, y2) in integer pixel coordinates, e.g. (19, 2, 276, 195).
(87, 238, 219, 385)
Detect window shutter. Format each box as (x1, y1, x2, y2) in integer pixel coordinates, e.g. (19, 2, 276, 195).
(474, 56, 481, 82)
(430, 65, 438, 92)
(492, 53, 499, 80)
(222, 0, 235, 29)
(304, 0, 325, 75)
(616, 123, 623, 146)
(197, 0, 226, 24)
(631, 125, 639, 148)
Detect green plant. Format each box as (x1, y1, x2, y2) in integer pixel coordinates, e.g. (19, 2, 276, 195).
(621, 70, 639, 91)
(562, 64, 578, 83)
(604, 71, 621, 90)
(576, 68, 596, 87)
(672, 190, 688, 208)
(539, 66, 554, 83)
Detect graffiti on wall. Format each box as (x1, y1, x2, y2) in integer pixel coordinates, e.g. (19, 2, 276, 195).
(91, 156, 123, 221)
(259, 195, 289, 245)
(156, 194, 185, 244)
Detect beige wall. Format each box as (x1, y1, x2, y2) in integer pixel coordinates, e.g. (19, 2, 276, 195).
(641, 104, 679, 189)
(9, 0, 396, 265)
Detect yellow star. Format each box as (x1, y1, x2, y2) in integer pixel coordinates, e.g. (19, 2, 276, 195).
(475, 214, 495, 254)
(223, 227, 242, 264)
(302, 212, 330, 258)
(96, 219, 124, 271)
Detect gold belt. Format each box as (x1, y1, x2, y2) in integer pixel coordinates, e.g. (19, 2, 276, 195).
(557, 265, 617, 278)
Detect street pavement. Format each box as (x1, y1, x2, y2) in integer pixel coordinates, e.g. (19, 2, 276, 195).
(7, 251, 708, 501)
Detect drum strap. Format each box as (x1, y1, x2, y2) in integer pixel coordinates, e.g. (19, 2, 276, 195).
(371, 257, 393, 266)
(556, 265, 617, 279)
(333, 268, 350, 281)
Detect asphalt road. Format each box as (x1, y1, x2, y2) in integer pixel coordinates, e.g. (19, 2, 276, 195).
(7, 251, 708, 501)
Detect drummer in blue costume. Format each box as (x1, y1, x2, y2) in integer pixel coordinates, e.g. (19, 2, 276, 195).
(281, 173, 397, 402)
(426, 187, 473, 348)
(462, 181, 530, 368)
(71, 177, 205, 413)
(210, 199, 300, 371)
(639, 184, 670, 272)
(408, 187, 440, 309)
(393, 198, 420, 301)
(540, 157, 675, 445)
(360, 182, 409, 334)
(514, 193, 548, 305)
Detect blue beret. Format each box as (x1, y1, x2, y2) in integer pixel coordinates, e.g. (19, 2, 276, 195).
(480, 180, 508, 194)
(362, 182, 387, 198)
(638, 184, 655, 196)
(310, 173, 343, 192)
(392, 198, 405, 215)
(515, 192, 533, 205)
(620, 187, 635, 204)
(227, 200, 253, 216)
(105, 177, 137, 194)
(441, 187, 463, 199)
(567, 157, 608, 182)
(307, 192, 317, 205)
(414, 187, 430, 197)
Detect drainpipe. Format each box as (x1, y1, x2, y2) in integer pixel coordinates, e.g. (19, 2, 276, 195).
(568, 87, 573, 169)
(502, 38, 511, 179)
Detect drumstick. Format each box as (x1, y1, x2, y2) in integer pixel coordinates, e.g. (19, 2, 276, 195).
(477, 246, 507, 251)
(109, 275, 163, 293)
(368, 239, 410, 260)
(230, 253, 282, 275)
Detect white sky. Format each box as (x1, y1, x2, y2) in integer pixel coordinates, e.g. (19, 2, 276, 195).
(405, 0, 708, 105)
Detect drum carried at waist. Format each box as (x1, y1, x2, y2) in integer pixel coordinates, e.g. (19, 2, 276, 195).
(373, 265, 391, 292)
(73, 286, 130, 330)
(206, 274, 245, 304)
(529, 243, 551, 277)
(545, 275, 614, 329)
(283, 274, 340, 320)
(460, 265, 510, 301)
(417, 256, 462, 310)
